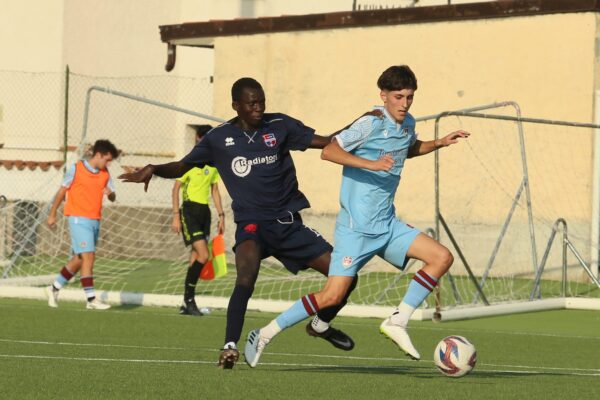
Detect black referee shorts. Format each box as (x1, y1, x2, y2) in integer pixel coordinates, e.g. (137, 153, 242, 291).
(180, 201, 211, 246)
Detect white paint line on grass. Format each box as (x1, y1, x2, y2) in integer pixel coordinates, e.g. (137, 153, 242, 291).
(0, 353, 599, 377)
(1, 338, 599, 375)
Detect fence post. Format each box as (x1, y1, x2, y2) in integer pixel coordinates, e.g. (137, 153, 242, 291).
(63, 65, 70, 166)
(592, 90, 600, 279)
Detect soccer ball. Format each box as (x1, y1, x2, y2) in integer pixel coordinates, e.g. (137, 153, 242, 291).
(433, 335, 477, 377)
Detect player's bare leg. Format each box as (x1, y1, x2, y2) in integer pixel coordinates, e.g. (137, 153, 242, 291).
(381, 234, 454, 360)
(305, 253, 357, 350)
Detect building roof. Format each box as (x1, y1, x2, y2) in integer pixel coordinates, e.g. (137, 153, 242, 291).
(0, 160, 65, 171)
(160, 0, 600, 47)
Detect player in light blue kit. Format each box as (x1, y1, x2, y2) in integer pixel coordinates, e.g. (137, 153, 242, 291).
(245, 65, 470, 367)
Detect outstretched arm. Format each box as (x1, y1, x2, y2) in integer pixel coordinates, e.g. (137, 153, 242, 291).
(118, 161, 193, 192)
(408, 130, 470, 158)
(321, 139, 394, 172)
(309, 109, 384, 149)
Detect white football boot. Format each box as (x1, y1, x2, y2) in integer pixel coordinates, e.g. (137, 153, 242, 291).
(380, 318, 420, 360)
(46, 286, 59, 308)
(86, 299, 111, 310)
(244, 329, 270, 368)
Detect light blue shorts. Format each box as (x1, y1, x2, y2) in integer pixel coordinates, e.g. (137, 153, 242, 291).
(68, 216, 100, 254)
(329, 219, 420, 277)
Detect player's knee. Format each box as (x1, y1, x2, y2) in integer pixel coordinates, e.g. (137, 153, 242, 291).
(235, 268, 258, 289)
(438, 248, 454, 272)
(196, 253, 209, 264)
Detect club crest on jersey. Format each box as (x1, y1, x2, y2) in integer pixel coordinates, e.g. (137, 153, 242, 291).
(204, 168, 210, 175)
(342, 256, 353, 268)
(262, 133, 277, 148)
(225, 137, 235, 146)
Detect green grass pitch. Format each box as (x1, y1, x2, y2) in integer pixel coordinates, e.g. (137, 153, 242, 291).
(0, 298, 598, 399)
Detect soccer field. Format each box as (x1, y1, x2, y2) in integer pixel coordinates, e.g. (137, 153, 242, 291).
(1, 298, 598, 400)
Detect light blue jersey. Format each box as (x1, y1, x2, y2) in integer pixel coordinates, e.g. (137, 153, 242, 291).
(335, 107, 417, 235)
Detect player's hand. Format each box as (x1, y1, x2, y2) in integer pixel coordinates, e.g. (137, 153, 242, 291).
(369, 155, 394, 172)
(46, 215, 56, 229)
(218, 215, 225, 235)
(440, 130, 470, 147)
(118, 165, 155, 192)
(171, 217, 181, 233)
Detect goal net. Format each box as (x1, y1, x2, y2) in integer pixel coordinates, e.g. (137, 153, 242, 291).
(1, 88, 598, 318)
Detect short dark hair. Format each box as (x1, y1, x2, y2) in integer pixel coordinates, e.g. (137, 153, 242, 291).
(231, 77, 263, 101)
(92, 139, 119, 158)
(192, 124, 213, 138)
(377, 65, 418, 91)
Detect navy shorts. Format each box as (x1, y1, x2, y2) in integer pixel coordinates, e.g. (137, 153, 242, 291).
(234, 212, 332, 274)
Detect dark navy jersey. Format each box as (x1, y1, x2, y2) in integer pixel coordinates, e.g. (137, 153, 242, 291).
(182, 113, 315, 222)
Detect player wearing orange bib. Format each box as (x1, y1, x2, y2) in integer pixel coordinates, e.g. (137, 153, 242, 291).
(45, 140, 119, 310)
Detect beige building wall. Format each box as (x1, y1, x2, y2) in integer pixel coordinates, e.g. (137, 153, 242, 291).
(212, 12, 596, 222)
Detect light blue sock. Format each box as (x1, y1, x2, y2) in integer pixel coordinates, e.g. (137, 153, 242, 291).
(275, 294, 319, 330)
(402, 270, 438, 308)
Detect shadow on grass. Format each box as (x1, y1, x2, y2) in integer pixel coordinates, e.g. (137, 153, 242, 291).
(277, 364, 576, 379)
(112, 304, 143, 311)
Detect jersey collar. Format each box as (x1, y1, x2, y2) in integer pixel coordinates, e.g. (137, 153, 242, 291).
(374, 106, 402, 131)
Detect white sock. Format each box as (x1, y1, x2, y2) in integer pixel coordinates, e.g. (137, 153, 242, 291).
(311, 315, 330, 333)
(223, 341, 237, 350)
(389, 302, 415, 328)
(260, 320, 282, 340)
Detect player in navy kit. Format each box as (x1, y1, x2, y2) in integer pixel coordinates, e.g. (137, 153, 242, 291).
(120, 78, 366, 368)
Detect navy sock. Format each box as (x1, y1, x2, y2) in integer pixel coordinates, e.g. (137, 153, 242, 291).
(224, 285, 253, 344)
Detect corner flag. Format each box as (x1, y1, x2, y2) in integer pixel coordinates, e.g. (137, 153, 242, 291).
(200, 234, 228, 280)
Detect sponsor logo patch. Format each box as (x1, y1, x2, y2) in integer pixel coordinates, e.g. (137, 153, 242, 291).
(231, 154, 278, 177)
(225, 137, 235, 146)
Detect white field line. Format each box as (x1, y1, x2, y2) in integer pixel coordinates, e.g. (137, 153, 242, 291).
(1, 338, 599, 375)
(0, 353, 599, 377)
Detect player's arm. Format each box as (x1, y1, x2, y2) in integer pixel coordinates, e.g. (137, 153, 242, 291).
(120, 139, 212, 191)
(309, 110, 384, 149)
(118, 161, 193, 192)
(211, 183, 225, 234)
(104, 176, 116, 202)
(171, 180, 182, 233)
(408, 130, 470, 158)
(46, 186, 68, 228)
(321, 139, 394, 171)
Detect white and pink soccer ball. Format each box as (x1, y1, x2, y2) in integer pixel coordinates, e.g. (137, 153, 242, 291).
(434, 335, 477, 377)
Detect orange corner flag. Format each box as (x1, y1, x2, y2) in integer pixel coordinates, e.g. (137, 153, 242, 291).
(200, 234, 228, 280)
